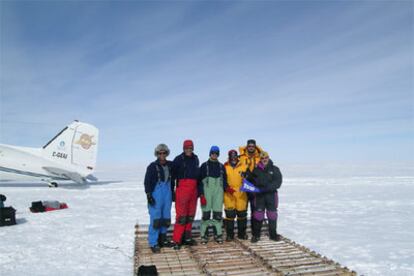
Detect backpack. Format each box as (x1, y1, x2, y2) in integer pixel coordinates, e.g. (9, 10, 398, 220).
(137, 265, 158, 276)
(30, 201, 45, 213)
(0, 207, 16, 226)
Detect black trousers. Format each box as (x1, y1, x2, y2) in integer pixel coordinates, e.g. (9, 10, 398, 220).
(252, 192, 278, 238)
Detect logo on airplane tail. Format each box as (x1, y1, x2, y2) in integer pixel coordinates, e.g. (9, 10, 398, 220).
(57, 141, 66, 150)
(75, 134, 96, 150)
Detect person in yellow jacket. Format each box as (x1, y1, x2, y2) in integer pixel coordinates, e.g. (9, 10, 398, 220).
(239, 139, 264, 172)
(224, 149, 249, 241)
(239, 139, 265, 236)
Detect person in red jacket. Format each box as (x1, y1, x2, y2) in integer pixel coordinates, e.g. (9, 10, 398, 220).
(171, 140, 200, 250)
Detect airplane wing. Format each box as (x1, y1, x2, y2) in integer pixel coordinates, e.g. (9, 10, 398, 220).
(42, 167, 87, 184)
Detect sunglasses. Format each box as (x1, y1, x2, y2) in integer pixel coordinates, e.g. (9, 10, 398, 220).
(260, 157, 269, 160)
(158, 152, 167, 155)
(184, 147, 193, 150)
(247, 145, 255, 148)
(210, 152, 219, 155)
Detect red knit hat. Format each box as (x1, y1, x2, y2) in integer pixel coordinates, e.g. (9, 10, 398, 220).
(183, 140, 194, 149)
(228, 149, 238, 159)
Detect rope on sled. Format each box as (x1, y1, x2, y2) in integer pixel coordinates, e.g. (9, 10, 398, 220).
(98, 243, 133, 260)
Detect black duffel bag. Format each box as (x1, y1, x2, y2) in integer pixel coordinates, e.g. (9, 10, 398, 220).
(30, 201, 45, 213)
(137, 265, 158, 276)
(0, 207, 16, 226)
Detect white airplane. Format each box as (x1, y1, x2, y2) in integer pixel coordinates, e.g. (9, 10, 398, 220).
(0, 121, 99, 187)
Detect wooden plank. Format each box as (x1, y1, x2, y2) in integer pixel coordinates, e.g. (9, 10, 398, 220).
(280, 264, 341, 274)
(265, 254, 316, 261)
(269, 258, 324, 268)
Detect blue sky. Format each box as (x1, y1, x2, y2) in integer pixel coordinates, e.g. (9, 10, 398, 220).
(0, 1, 413, 164)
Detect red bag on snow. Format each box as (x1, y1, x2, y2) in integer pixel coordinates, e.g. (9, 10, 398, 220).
(30, 201, 69, 213)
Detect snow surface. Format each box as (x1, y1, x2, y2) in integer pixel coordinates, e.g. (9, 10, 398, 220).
(1, 164, 413, 275)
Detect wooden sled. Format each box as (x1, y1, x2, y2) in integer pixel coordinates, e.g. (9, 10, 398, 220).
(134, 221, 357, 276)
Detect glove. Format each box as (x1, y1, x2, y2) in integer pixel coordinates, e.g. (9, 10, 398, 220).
(200, 195, 207, 206)
(225, 187, 236, 195)
(0, 194, 6, 202)
(146, 193, 155, 206)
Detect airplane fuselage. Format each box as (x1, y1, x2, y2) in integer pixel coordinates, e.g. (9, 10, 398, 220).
(0, 144, 72, 182)
(0, 121, 99, 185)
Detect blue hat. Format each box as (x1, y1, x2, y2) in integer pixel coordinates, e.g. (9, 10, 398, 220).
(210, 145, 220, 156)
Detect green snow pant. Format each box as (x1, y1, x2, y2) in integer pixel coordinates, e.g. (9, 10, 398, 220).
(200, 177, 224, 236)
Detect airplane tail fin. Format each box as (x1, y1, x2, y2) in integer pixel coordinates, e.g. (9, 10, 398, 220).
(42, 121, 99, 173)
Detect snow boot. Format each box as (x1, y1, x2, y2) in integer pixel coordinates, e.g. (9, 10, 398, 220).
(183, 238, 197, 246)
(251, 219, 263, 240)
(225, 220, 235, 241)
(183, 231, 197, 246)
(159, 233, 174, 248)
(270, 234, 282, 241)
(250, 235, 260, 243)
(268, 219, 281, 241)
(172, 242, 181, 250)
(215, 235, 224, 244)
(150, 245, 161, 253)
(250, 217, 257, 238)
(237, 219, 248, 240)
(201, 235, 209, 245)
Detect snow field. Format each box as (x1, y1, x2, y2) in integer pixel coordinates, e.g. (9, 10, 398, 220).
(1, 166, 413, 275)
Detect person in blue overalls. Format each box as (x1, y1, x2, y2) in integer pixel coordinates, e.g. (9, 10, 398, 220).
(144, 143, 174, 253)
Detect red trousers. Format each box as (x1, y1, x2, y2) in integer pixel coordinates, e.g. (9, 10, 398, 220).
(172, 179, 198, 243)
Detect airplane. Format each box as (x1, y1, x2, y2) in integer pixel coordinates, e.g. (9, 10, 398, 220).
(0, 120, 99, 187)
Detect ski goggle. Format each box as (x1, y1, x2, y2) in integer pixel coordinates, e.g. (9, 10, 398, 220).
(158, 151, 167, 155)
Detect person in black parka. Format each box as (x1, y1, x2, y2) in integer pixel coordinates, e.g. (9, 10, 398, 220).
(248, 151, 283, 242)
